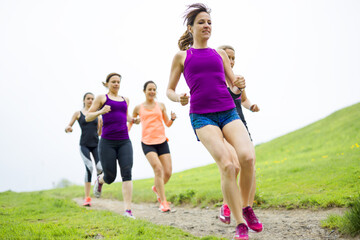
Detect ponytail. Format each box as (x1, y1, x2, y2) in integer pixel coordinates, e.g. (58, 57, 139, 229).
(178, 30, 193, 51)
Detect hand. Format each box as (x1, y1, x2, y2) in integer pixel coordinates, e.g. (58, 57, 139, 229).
(133, 117, 140, 124)
(65, 126, 73, 133)
(101, 105, 111, 114)
(179, 93, 189, 106)
(250, 104, 260, 112)
(170, 111, 177, 120)
(234, 75, 246, 90)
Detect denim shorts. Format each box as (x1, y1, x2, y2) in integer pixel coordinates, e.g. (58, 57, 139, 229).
(190, 108, 240, 140)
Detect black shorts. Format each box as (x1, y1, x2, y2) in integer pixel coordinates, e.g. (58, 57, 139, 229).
(141, 140, 170, 156)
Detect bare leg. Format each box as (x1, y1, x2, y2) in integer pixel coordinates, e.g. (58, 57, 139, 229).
(223, 120, 254, 213)
(196, 124, 248, 225)
(159, 153, 172, 185)
(146, 152, 167, 202)
(222, 140, 240, 205)
(122, 181, 133, 211)
(249, 146, 256, 207)
(85, 182, 91, 198)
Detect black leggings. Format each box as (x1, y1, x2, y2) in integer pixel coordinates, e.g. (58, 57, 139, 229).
(98, 138, 133, 183)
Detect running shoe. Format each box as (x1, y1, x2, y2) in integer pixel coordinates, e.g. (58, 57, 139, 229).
(242, 206, 263, 232)
(152, 185, 161, 203)
(82, 197, 91, 207)
(159, 201, 171, 212)
(233, 223, 249, 240)
(93, 175, 103, 198)
(123, 209, 136, 219)
(219, 204, 231, 224)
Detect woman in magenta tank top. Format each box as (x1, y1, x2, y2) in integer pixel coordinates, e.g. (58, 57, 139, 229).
(86, 73, 140, 219)
(166, 4, 260, 239)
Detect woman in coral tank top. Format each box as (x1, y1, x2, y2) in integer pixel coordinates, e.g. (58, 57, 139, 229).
(130, 81, 176, 213)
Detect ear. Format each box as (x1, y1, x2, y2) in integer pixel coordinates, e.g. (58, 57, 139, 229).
(187, 25, 192, 34)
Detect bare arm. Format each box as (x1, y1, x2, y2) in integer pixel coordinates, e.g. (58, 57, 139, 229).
(128, 104, 140, 131)
(65, 111, 80, 133)
(85, 95, 109, 122)
(97, 116, 103, 136)
(166, 51, 189, 106)
(160, 102, 176, 127)
(217, 49, 245, 94)
(125, 97, 140, 125)
(241, 90, 260, 112)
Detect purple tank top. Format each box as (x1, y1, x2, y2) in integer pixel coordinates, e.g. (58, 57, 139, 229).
(183, 48, 235, 114)
(101, 95, 129, 140)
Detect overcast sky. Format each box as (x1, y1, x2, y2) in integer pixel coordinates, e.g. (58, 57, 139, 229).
(1, 0, 359, 192)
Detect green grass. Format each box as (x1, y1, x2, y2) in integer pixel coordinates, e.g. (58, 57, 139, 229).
(0, 191, 220, 240)
(321, 195, 360, 237)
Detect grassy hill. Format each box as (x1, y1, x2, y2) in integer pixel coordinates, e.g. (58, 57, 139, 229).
(126, 102, 360, 208)
(53, 102, 360, 209)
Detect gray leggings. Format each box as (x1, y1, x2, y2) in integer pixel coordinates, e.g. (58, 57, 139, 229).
(98, 138, 133, 183)
(79, 145, 103, 182)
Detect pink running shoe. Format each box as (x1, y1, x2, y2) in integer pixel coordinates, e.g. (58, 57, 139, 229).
(243, 206, 263, 232)
(82, 197, 91, 207)
(152, 185, 161, 203)
(233, 223, 249, 240)
(219, 204, 231, 224)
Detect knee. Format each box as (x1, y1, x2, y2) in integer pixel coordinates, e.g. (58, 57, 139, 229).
(121, 167, 132, 182)
(87, 164, 93, 173)
(164, 170, 172, 182)
(153, 165, 163, 177)
(240, 154, 255, 169)
(222, 162, 236, 178)
(104, 174, 116, 184)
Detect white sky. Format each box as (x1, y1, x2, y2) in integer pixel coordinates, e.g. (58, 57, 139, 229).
(0, 0, 359, 192)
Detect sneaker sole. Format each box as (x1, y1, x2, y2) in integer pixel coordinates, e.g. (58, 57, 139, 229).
(219, 214, 230, 224)
(245, 223, 263, 233)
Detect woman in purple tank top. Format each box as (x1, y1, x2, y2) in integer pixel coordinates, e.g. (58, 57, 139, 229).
(86, 73, 140, 219)
(166, 4, 261, 239)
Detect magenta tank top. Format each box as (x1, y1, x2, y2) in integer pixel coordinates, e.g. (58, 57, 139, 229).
(101, 95, 129, 140)
(183, 48, 235, 114)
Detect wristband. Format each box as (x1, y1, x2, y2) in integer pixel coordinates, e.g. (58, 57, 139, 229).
(171, 118, 175, 121)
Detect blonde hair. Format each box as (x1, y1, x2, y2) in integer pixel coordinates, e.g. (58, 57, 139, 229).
(218, 45, 235, 52)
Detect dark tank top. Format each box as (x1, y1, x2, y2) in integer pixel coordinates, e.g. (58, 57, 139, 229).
(77, 111, 99, 147)
(227, 88, 247, 124)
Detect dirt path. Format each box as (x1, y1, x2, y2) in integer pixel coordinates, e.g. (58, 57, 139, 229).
(74, 198, 355, 240)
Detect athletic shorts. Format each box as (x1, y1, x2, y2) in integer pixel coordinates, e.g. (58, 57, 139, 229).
(141, 140, 170, 156)
(190, 108, 240, 141)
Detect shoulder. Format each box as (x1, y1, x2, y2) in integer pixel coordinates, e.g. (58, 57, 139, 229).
(158, 102, 166, 111)
(173, 51, 187, 62)
(73, 110, 81, 119)
(123, 96, 130, 103)
(95, 94, 107, 102)
(215, 49, 227, 59)
(133, 104, 141, 112)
